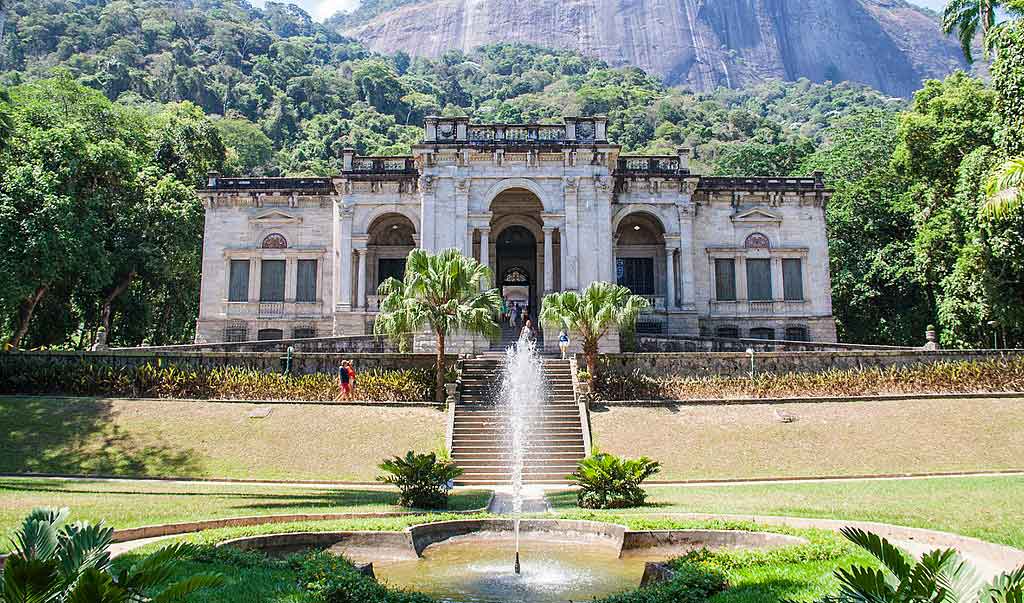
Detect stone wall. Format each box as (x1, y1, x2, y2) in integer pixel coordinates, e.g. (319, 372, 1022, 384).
(1, 350, 452, 376)
(594, 349, 1024, 379)
(635, 334, 915, 353)
(132, 335, 394, 354)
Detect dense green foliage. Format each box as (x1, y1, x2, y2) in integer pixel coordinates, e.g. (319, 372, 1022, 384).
(593, 561, 728, 603)
(0, 356, 435, 401)
(569, 452, 661, 509)
(594, 357, 1024, 401)
(0, 507, 221, 602)
(295, 551, 434, 603)
(376, 450, 463, 509)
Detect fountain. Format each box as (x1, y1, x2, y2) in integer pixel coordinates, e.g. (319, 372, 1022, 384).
(500, 332, 546, 575)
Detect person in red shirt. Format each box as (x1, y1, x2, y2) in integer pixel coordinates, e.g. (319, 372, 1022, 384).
(337, 360, 351, 400)
(347, 362, 357, 399)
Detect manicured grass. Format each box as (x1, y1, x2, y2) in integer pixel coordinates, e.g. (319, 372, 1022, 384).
(0, 478, 492, 553)
(0, 396, 446, 480)
(548, 475, 1024, 549)
(590, 397, 1024, 480)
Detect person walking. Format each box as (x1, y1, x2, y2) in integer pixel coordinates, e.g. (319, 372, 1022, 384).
(558, 329, 570, 360)
(347, 361, 357, 399)
(521, 319, 536, 343)
(337, 360, 352, 401)
(500, 297, 508, 323)
(510, 303, 519, 328)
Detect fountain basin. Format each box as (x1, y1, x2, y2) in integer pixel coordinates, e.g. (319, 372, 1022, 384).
(218, 519, 808, 602)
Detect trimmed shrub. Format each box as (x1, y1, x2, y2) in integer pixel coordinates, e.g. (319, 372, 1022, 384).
(594, 357, 1024, 401)
(594, 560, 727, 603)
(0, 356, 434, 401)
(570, 452, 661, 509)
(377, 450, 463, 509)
(294, 551, 434, 603)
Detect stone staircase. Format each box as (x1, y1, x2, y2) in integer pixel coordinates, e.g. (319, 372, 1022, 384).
(451, 357, 586, 485)
(489, 324, 544, 351)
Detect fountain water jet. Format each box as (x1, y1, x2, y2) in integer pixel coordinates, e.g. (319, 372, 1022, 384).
(499, 332, 546, 575)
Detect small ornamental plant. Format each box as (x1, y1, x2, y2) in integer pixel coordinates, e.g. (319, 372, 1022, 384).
(377, 450, 464, 509)
(569, 452, 661, 509)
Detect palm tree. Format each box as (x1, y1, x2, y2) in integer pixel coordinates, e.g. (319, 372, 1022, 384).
(942, 0, 1001, 62)
(375, 248, 501, 401)
(982, 157, 1024, 218)
(539, 281, 650, 383)
(833, 526, 1024, 603)
(0, 507, 223, 602)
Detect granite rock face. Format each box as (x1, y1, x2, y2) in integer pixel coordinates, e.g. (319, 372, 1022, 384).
(343, 0, 969, 97)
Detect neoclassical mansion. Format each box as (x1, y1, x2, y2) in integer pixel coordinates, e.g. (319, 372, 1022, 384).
(196, 116, 836, 347)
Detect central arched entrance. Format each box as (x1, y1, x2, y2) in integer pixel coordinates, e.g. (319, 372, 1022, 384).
(496, 226, 536, 315)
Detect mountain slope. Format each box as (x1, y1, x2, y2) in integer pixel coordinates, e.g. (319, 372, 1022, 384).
(340, 0, 969, 97)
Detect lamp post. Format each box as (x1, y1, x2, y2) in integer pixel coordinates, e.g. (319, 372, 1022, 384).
(747, 347, 755, 378)
(987, 321, 999, 349)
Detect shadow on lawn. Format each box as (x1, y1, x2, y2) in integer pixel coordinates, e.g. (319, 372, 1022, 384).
(0, 397, 203, 477)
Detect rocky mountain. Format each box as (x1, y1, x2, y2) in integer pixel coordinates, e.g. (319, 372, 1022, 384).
(339, 0, 970, 97)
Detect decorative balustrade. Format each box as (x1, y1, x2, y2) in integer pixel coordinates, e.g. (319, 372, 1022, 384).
(698, 174, 826, 191)
(345, 157, 417, 175)
(225, 301, 323, 319)
(464, 124, 567, 146)
(615, 156, 687, 175)
(258, 302, 284, 318)
(205, 176, 333, 191)
(709, 300, 810, 316)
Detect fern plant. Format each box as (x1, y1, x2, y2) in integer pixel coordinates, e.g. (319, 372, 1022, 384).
(569, 452, 661, 509)
(0, 507, 222, 602)
(377, 450, 463, 509)
(829, 527, 1024, 603)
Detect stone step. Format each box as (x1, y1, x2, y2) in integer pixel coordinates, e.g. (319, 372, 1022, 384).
(452, 445, 584, 454)
(453, 451, 585, 460)
(454, 471, 575, 481)
(451, 438, 584, 448)
(452, 427, 583, 435)
(455, 459, 582, 469)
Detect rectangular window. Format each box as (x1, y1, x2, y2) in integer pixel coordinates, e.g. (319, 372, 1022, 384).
(296, 259, 317, 302)
(378, 258, 406, 287)
(714, 259, 736, 301)
(783, 258, 804, 301)
(746, 259, 772, 301)
(259, 259, 286, 302)
(616, 257, 654, 295)
(228, 260, 249, 302)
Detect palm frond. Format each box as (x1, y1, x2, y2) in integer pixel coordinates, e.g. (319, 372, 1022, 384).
(982, 157, 1024, 219)
(839, 527, 913, 581)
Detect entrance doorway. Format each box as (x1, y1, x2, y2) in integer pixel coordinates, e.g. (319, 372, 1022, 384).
(495, 225, 537, 321)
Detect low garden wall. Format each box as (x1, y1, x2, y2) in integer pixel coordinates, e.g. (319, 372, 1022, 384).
(132, 335, 394, 353)
(0, 350, 450, 375)
(635, 334, 917, 353)
(595, 349, 1024, 379)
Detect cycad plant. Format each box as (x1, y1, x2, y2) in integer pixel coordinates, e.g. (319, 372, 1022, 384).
(540, 282, 649, 383)
(377, 450, 464, 509)
(983, 156, 1024, 219)
(0, 507, 222, 602)
(569, 452, 661, 509)
(833, 527, 1024, 603)
(375, 248, 501, 401)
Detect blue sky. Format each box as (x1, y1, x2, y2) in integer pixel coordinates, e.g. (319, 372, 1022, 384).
(251, 0, 945, 22)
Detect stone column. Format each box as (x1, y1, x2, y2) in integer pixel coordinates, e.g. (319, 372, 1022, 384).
(543, 226, 554, 293)
(771, 256, 785, 302)
(285, 257, 297, 303)
(665, 246, 676, 310)
(339, 207, 354, 311)
(479, 227, 490, 287)
(678, 203, 696, 308)
(563, 178, 579, 290)
(248, 256, 259, 302)
(356, 248, 367, 310)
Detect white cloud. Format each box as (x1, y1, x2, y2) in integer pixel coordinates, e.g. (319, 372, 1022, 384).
(249, 0, 362, 21)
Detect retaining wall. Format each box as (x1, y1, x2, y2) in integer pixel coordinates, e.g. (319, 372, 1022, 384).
(0, 350, 453, 376)
(635, 334, 917, 353)
(132, 335, 394, 354)
(595, 349, 1024, 378)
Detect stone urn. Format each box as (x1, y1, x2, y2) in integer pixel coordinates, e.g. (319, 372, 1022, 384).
(576, 381, 591, 395)
(444, 382, 458, 397)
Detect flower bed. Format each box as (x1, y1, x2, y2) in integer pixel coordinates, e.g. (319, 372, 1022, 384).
(594, 357, 1024, 401)
(0, 356, 434, 402)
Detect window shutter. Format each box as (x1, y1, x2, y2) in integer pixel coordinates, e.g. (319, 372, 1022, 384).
(783, 259, 804, 301)
(296, 260, 317, 302)
(260, 260, 286, 302)
(715, 259, 736, 301)
(228, 260, 250, 302)
(746, 259, 772, 301)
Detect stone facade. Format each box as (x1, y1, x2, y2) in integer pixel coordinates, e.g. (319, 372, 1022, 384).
(195, 116, 836, 347)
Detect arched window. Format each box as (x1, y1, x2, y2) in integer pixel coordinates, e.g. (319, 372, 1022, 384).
(257, 328, 283, 341)
(749, 327, 775, 340)
(716, 326, 739, 339)
(262, 233, 287, 249)
(785, 326, 809, 341)
(224, 322, 248, 343)
(744, 233, 770, 249)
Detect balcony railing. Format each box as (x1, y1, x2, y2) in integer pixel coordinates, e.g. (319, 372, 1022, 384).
(345, 157, 418, 175)
(258, 302, 284, 318)
(710, 300, 810, 316)
(204, 176, 334, 192)
(225, 301, 324, 319)
(615, 156, 687, 176)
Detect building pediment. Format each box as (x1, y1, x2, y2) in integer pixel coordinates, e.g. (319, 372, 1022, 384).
(731, 207, 782, 224)
(250, 210, 302, 226)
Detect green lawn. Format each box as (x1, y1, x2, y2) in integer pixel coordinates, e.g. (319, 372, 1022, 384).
(0, 478, 491, 553)
(590, 397, 1024, 480)
(548, 475, 1024, 549)
(0, 396, 446, 481)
